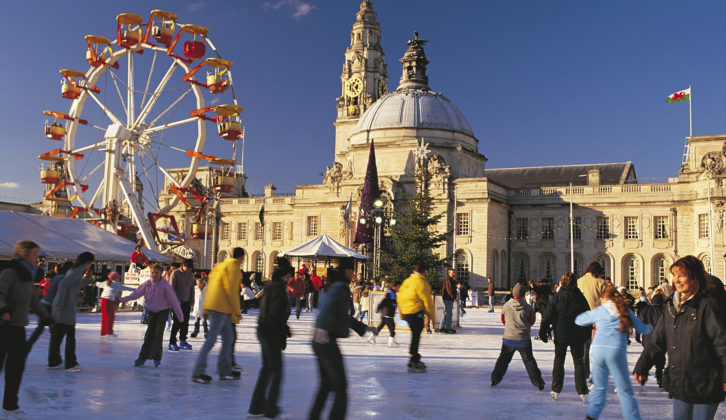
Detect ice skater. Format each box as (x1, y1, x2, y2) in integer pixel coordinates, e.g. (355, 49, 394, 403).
(575, 285, 652, 420)
(397, 263, 435, 372)
(96, 271, 134, 338)
(168, 259, 196, 351)
(248, 257, 294, 419)
(491, 283, 545, 390)
(368, 281, 400, 347)
(190, 277, 209, 339)
(119, 264, 184, 368)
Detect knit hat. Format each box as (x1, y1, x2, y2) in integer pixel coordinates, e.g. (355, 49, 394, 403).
(512, 283, 526, 298)
(108, 272, 121, 281)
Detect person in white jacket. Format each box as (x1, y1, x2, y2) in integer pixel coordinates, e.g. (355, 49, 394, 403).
(190, 277, 208, 338)
(96, 272, 135, 338)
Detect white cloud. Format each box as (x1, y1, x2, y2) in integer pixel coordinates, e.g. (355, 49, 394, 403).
(262, 0, 316, 18)
(187, 2, 206, 12)
(0, 182, 19, 189)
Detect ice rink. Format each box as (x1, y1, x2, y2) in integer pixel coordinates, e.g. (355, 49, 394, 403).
(14, 307, 726, 419)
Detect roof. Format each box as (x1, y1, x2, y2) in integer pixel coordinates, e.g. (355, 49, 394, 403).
(484, 162, 636, 189)
(354, 89, 474, 137)
(0, 211, 172, 262)
(281, 234, 368, 260)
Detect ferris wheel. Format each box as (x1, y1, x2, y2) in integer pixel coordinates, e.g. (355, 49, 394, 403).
(39, 10, 244, 253)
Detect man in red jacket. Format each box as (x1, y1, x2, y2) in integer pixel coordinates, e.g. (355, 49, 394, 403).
(287, 272, 305, 319)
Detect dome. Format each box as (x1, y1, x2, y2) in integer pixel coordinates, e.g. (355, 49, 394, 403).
(353, 89, 474, 137)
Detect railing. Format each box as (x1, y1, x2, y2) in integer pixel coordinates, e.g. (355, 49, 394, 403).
(510, 182, 680, 199)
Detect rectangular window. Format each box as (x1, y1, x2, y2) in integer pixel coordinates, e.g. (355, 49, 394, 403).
(237, 222, 247, 241)
(654, 216, 669, 240)
(572, 217, 582, 240)
(625, 216, 639, 239)
(307, 216, 319, 236)
(255, 222, 263, 240)
(515, 218, 528, 240)
(273, 222, 282, 241)
(456, 213, 469, 236)
(699, 214, 710, 238)
(542, 217, 554, 240)
(596, 216, 610, 239)
(221, 222, 230, 241)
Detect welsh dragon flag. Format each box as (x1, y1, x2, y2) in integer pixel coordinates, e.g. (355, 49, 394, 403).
(667, 88, 691, 104)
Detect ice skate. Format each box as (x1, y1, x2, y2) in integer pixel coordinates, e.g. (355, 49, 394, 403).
(2, 408, 27, 419)
(550, 391, 559, 400)
(367, 334, 377, 344)
(387, 337, 400, 347)
(168, 343, 180, 352)
(134, 358, 145, 367)
(66, 364, 81, 373)
(219, 371, 241, 381)
(179, 340, 192, 350)
(191, 374, 212, 384)
(579, 394, 588, 404)
(408, 361, 426, 373)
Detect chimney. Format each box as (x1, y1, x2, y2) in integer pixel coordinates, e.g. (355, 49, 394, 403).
(264, 184, 276, 197)
(587, 169, 600, 186)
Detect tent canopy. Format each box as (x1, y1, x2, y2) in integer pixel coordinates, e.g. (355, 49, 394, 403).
(0, 211, 172, 263)
(280, 234, 369, 260)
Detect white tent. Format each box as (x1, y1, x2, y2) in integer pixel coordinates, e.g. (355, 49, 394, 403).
(0, 211, 172, 263)
(280, 234, 369, 260)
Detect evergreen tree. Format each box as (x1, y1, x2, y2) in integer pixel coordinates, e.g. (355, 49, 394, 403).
(381, 164, 450, 289)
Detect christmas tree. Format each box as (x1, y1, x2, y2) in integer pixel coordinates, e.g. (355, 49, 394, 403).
(353, 140, 380, 245)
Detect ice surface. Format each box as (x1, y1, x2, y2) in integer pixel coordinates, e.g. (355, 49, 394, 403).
(16, 308, 726, 419)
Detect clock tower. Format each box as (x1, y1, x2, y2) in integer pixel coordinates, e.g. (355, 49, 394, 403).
(334, 1, 388, 161)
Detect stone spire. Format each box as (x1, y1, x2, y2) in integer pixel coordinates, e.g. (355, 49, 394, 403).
(398, 31, 430, 91)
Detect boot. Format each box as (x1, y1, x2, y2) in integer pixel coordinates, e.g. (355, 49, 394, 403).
(388, 337, 400, 347)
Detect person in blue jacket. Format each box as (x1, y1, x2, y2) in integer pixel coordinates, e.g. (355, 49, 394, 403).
(575, 285, 652, 420)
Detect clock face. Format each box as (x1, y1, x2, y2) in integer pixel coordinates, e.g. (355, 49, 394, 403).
(378, 80, 387, 97)
(345, 76, 363, 98)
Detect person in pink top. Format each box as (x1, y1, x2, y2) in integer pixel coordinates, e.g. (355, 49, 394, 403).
(120, 264, 183, 368)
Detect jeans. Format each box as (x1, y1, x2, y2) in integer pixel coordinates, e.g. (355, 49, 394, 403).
(377, 317, 396, 337)
(26, 302, 51, 352)
(403, 312, 424, 363)
(491, 341, 545, 388)
(192, 316, 209, 335)
(551, 342, 587, 395)
(138, 309, 168, 361)
(309, 340, 347, 420)
(583, 338, 592, 379)
(193, 310, 234, 376)
(439, 299, 454, 330)
(306, 292, 314, 311)
(488, 295, 494, 311)
(169, 301, 191, 344)
(48, 323, 77, 369)
(0, 325, 25, 411)
(249, 332, 283, 417)
(672, 399, 719, 420)
(587, 345, 641, 420)
(289, 296, 302, 319)
(358, 310, 368, 322)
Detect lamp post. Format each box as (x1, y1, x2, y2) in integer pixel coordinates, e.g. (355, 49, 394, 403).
(360, 197, 396, 278)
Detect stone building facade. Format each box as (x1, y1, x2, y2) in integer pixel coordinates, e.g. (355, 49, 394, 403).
(160, 1, 726, 291)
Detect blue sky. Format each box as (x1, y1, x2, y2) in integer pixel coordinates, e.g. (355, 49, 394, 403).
(0, 0, 724, 204)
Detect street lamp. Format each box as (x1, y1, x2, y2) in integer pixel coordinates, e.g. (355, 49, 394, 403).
(360, 197, 396, 278)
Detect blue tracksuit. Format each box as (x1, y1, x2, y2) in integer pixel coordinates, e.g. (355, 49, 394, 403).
(575, 302, 652, 420)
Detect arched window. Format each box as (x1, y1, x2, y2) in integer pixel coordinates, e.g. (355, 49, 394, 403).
(623, 254, 641, 290)
(455, 250, 470, 283)
(652, 254, 671, 288)
(256, 253, 264, 274)
(539, 253, 557, 283)
(595, 253, 613, 280)
(513, 253, 529, 284)
(700, 254, 712, 274)
(492, 250, 499, 286)
(268, 251, 279, 276)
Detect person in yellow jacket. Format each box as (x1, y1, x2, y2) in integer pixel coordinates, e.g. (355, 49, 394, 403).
(397, 263, 434, 372)
(192, 248, 244, 384)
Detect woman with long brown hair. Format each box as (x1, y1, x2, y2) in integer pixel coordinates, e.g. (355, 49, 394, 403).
(634, 255, 726, 420)
(575, 285, 652, 420)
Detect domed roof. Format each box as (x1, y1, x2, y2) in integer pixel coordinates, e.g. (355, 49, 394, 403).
(353, 89, 474, 137)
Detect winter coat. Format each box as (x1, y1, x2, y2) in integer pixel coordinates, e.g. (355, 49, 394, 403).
(286, 277, 304, 299)
(575, 301, 652, 350)
(359, 291, 370, 313)
(352, 285, 363, 303)
(311, 275, 322, 291)
(169, 268, 196, 303)
(314, 279, 367, 339)
(42, 273, 65, 306)
(501, 297, 535, 342)
(636, 302, 663, 347)
(377, 289, 397, 317)
(397, 272, 434, 317)
(191, 286, 206, 319)
(540, 285, 590, 345)
(52, 266, 95, 325)
(203, 257, 242, 322)
(95, 281, 134, 301)
(257, 280, 290, 347)
(634, 293, 726, 404)
(120, 278, 184, 320)
(576, 272, 607, 310)
(441, 275, 455, 301)
(0, 259, 48, 326)
(487, 281, 495, 297)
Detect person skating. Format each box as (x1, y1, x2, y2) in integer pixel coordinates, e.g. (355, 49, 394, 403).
(634, 256, 726, 420)
(49, 251, 96, 372)
(369, 281, 400, 347)
(487, 277, 496, 313)
(539, 272, 590, 402)
(248, 257, 294, 419)
(95, 271, 134, 337)
(397, 263, 435, 372)
(287, 272, 304, 320)
(304, 271, 315, 312)
(191, 247, 244, 384)
(119, 264, 184, 368)
(190, 277, 209, 338)
(26, 261, 72, 355)
(576, 285, 652, 420)
(0, 240, 52, 417)
(439, 269, 456, 333)
(577, 261, 608, 383)
(491, 283, 546, 390)
(308, 258, 377, 420)
(168, 259, 196, 351)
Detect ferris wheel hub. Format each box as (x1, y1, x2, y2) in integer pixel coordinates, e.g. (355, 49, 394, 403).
(104, 123, 133, 142)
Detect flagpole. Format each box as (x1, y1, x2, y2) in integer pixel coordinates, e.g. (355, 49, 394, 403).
(689, 85, 693, 138)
